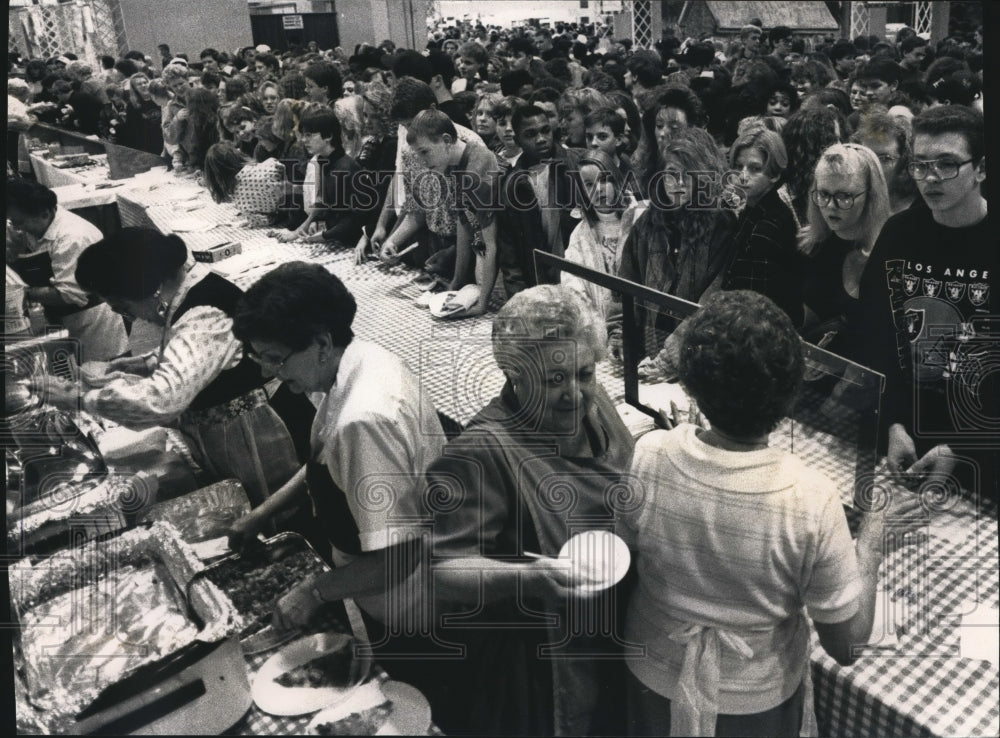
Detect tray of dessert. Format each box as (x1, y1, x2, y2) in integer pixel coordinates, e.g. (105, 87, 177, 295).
(10, 521, 246, 734)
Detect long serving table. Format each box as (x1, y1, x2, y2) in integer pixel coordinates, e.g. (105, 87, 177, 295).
(22, 150, 1000, 738)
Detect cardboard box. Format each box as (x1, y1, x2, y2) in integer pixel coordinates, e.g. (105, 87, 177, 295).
(192, 241, 242, 262)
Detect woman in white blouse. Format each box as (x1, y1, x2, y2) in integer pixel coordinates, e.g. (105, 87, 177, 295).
(31, 228, 301, 507)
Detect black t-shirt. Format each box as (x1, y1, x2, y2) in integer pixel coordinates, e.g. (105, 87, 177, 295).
(857, 200, 997, 479)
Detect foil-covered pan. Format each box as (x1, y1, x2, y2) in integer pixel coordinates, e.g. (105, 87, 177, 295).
(137, 478, 250, 544)
(10, 521, 243, 733)
(7, 474, 127, 557)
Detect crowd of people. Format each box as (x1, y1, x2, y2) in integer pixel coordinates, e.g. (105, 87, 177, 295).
(7, 12, 995, 737)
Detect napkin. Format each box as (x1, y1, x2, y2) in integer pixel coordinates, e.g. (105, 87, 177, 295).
(958, 602, 999, 665)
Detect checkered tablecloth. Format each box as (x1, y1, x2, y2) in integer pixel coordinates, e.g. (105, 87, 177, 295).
(812, 491, 999, 738)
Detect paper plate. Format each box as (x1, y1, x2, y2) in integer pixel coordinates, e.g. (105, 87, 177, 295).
(252, 632, 372, 716)
(558, 530, 631, 593)
(428, 284, 480, 318)
(307, 680, 432, 736)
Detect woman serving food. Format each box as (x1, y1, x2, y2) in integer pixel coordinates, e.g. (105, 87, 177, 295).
(29, 228, 301, 507)
(226, 262, 446, 638)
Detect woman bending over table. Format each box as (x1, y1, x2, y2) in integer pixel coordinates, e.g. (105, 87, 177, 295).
(226, 262, 446, 637)
(619, 290, 921, 737)
(204, 141, 286, 227)
(419, 284, 636, 736)
(30, 228, 301, 507)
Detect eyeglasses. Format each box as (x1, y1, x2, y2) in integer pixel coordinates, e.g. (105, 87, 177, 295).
(811, 189, 868, 210)
(876, 153, 899, 165)
(245, 346, 297, 371)
(907, 158, 974, 180)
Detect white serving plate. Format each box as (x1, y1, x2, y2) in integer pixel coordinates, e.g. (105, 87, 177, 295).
(251, 631, 372, 716)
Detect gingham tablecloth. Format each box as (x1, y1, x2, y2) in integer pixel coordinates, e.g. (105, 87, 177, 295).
(811, 488, 999, 738)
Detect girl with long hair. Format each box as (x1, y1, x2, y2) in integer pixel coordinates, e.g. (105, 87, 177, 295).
(203, 141, 286, 226)
(618, 127, 737, 357)
(166, 86, 221, 171)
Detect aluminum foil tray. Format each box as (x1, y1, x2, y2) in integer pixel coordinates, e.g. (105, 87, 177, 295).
(7, 475, 125, 556)
(10, 521, 243, 732)
(137, 478, 250, 543)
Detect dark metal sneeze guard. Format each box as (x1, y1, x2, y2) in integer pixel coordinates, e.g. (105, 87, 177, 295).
(533, 249, 887, 499)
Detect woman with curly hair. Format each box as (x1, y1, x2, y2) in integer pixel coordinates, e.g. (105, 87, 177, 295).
(557, 86, 612, 148)
(486, 54, 508, 84)
(278, 71, 308, 101)
(778, 106, 847, 227)
(166, 86, 220, 171)
(621, 289, 916, 737)
(617, 127, 736, 357)
(270, 98, 314, 179)
(789, 59, 834, 99)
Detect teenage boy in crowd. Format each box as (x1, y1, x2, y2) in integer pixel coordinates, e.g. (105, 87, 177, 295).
(406, 109, 501, 317)
(857, 105, 997, 503)
(585, 106, 634, 182)
(497, 104, 583, 295)
(277, 108, 361, 246)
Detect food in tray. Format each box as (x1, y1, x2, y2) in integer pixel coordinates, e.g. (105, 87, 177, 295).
(314, 700, 394, 735)
(274, 641, 353, 688)
(205, 547, 328, 637)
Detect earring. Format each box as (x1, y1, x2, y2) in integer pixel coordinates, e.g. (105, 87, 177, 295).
(153, 289, 168, 318)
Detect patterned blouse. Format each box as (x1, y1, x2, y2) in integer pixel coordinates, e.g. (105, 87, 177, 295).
(233, 158, 285, 226)
(82, 264, 243, 428)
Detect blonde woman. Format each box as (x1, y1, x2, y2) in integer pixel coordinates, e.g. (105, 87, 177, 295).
(801, 142, 892, 359)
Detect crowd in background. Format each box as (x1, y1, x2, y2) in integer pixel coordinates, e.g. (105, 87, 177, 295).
(6, 12, 995, 738)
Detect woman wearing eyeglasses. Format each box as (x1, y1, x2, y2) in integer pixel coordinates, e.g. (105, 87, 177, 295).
(226, 262, 446, 644)
(30, 228, 302, 507)
(800, 143, 892, 360)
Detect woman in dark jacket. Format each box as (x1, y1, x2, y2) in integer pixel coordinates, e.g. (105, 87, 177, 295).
(117, 73, 164, 155)
(617, 127, 737, 357)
